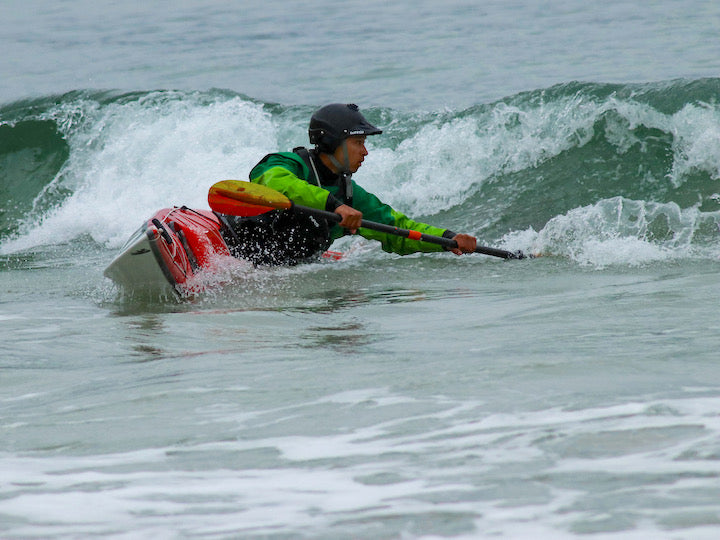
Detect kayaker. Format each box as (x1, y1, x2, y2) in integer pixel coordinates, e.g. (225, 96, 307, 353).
(218, 103, 478, 265)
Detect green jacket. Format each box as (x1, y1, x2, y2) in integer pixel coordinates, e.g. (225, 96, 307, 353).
(249, 151, 450, 255)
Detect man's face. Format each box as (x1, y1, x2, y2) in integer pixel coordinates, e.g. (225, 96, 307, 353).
(333, 135, 368, 173)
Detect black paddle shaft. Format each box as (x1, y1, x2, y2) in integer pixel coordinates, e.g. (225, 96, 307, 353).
(291, 202, 526, 260)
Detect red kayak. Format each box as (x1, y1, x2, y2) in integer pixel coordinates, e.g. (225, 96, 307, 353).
(104, 205, 342, 298)
(104, 207, 232, 297)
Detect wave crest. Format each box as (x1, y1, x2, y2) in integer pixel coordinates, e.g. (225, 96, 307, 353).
(2, 80, 720, 266)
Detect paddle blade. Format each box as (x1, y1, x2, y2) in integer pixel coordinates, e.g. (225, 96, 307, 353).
(208, 180, 292, 217)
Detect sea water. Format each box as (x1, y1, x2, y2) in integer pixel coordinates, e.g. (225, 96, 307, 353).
(2, 1, 720, 538)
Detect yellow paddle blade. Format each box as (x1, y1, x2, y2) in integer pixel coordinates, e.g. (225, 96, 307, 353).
(208, 180, 292, 216)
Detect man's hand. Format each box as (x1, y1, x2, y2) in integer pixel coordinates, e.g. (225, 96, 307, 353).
(450, 233, 477, 255)
(335, 204, 363, 233)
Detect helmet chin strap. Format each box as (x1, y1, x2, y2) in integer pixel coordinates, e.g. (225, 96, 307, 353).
(326, 139, 353, 202)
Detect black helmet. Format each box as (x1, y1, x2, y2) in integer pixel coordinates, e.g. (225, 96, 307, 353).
(308, 103, 382, 153)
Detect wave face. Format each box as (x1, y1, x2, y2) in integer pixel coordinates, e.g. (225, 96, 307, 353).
(2, 79, 720, 264)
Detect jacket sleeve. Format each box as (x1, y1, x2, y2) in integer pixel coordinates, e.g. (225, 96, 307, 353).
(249, 153, 342, 211)
(350, 183, 450, 255)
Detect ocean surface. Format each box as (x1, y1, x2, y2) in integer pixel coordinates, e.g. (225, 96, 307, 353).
(2, 1, 720, 538)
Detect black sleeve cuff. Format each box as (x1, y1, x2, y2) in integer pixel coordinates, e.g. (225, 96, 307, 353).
(325, 194, 343, 211)
(442, 230, 456, 250)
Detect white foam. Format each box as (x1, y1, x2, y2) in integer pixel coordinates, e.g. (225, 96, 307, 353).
(2, 92, 275, 253)
(502, 196, 720, 266)
(666, 102, 720, 186)
(361, 95, 601, 216)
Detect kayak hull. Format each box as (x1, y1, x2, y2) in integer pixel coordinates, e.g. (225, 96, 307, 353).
(104, 207, 231, 297)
